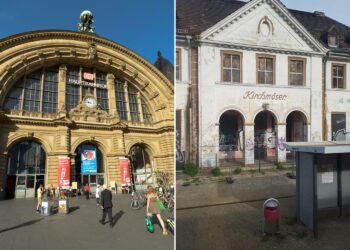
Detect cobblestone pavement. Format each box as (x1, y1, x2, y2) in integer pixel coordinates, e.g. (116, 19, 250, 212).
(177, 172, 350, 249)
(0, 194, 173, 250)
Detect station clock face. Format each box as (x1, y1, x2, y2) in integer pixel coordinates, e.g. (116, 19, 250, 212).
(84, 97, 97, 108)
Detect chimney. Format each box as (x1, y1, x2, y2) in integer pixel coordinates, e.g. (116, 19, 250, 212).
(314, 11, 325, 17)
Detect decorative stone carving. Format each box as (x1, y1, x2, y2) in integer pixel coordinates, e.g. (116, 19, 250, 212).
(150, 91, 159, 100)
(87, 43, 97, 60)
(141, 80, 150, 90)
(68, 100, 120, 124)
(132, 70, 138, 79)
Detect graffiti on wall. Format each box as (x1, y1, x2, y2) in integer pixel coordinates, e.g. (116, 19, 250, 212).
(176, 130, 185, 164)
(332, 129, 350, 141)
(278, 137, 286, 151)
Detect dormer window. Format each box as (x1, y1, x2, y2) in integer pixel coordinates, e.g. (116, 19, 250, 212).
(328, 35, 338, 47)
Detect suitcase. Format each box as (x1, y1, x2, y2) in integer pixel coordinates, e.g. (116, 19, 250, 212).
(146, 216, 154, 233)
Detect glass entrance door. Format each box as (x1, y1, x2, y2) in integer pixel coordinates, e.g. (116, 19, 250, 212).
(15, 175, 45, 198)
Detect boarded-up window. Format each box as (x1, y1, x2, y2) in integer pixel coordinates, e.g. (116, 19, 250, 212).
(331, 113, 346, 141)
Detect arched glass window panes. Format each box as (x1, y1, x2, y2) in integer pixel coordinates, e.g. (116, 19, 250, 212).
(4, 68, 58, 113)
(114, 80, 128, 120)
(7, 141, 46, 175)
(128, 86, 140, 122)
(65, 66, 109, 112)
(114, 79, 152, 123)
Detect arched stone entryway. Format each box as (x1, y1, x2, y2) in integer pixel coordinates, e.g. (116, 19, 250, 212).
(128, 143, 153, 190)
(254, 110, 277, 163)
(218, 110, 245, 165)
(6, 140, 46, 199)
(73, 142, 105, 194)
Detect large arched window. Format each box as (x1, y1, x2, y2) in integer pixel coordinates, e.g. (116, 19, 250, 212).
(4, 68, 58, 113)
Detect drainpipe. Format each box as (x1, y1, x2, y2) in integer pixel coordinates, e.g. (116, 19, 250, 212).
(185, 35, 192, 163)
(322, 56, 328, 141)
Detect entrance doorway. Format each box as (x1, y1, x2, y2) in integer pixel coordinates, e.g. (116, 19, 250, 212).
(128, 144, 153, 191)
(286, 111, 308, 161)
(218, 110, 244, 166)
(6, 141, 46, 199)
(254, 110, 277, 163)
(73, 143, 105, 195)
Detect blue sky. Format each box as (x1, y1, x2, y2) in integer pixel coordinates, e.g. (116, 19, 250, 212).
(0, 0, 174, 64)
(282, 0, 350, 26)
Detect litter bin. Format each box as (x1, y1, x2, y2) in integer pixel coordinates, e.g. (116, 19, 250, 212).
(59, 198, 69, 214)
(263, 198, 279, 234)
(41, 199, 52, 216)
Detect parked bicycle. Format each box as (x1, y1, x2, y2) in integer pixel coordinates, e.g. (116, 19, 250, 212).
(130, 190, 147, 210)
(156, 186, 174, 212)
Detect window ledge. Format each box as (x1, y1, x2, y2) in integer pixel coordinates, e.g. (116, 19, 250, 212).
(215, 81, 311, 89)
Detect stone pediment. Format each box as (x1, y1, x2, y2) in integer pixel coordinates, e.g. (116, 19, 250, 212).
(68, 101, 120, 124)
(200, 0, 327, 55)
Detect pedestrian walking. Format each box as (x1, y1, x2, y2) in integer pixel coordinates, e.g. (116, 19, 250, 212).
(99, 184, 114, 228)
(146, 185, 168, 236)
(84, 183, 90, 200)
(36, 184, 44, 213)
(96, 184, 101, 205)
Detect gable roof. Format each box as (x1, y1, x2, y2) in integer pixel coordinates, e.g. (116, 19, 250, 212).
(177, 0, 350, 51)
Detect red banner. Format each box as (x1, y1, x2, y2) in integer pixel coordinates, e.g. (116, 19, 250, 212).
(58, 156, 70, 189)
(119, 157, 131, 185)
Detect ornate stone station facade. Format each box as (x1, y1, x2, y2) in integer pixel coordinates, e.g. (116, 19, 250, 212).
(0, 30, 174, 199)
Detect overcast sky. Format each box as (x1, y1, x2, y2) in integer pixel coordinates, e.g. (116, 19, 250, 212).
(281, 0, 350, 27)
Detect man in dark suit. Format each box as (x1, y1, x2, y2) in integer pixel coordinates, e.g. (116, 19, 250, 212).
(99, 184, 114, 228)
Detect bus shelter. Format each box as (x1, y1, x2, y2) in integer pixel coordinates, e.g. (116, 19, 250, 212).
(284, 142, 350, 238)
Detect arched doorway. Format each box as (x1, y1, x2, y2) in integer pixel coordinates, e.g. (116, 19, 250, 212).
(254, 110, 277, 163)
(286, 111, 308, 142)
(286, 111, 308, 160)
(6, 140, 46, 199)
(73, 143, 105, 194)
(219, 110, 244, 165)
(128, 144, 153, 190)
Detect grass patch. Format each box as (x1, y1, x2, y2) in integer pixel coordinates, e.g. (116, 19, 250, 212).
(182, 181, 191, 187)
(260, 234, 269, 242)
(275, 162, 284, 170)
(183, 162, 199, 177)
(283, 216, 297, 225)
(295, 230, 307, 240)
(211, 167, 222, 177)
(233, 167, 242, 174)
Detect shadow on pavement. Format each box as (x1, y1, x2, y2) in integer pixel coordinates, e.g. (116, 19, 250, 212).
(0, 218, 43, 234)
(69, 206, 80, 214)
(111, 210, 124, 227)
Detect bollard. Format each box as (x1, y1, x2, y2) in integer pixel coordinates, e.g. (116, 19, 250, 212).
(41, 199, 51, 216)
(59, 198, 69, 214)
(262, 198, 279, 235)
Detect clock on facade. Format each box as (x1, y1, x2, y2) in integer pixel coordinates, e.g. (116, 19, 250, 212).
(84, 96, 97, 108)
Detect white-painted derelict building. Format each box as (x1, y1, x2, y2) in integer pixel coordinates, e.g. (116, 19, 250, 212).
(176, 0, 350, 167)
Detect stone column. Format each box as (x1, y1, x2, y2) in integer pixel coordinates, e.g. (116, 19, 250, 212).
(244, 124, 255, 165)
(136, 92, 144, 123)
(107, 74, 117, 115)
(0, 153, 7, 199)
(58, 65, 67, 112)
(277, 123, 287, 163)
(124, 81, 131, 121)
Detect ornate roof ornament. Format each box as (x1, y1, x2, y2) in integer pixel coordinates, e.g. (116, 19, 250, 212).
(78, 10, 95, 33)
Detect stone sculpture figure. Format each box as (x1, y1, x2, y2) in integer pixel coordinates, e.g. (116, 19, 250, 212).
(78, 10, 95, 33)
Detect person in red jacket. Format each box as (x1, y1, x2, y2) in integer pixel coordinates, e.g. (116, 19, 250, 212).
(84, 183, 90, 200)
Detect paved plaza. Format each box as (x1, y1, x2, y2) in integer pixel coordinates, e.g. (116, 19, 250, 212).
(0, 194, 174, 250)
(177, 171, 350, 249)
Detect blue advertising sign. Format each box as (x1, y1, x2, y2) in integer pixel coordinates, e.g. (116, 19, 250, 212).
(81, 150, 97, 173)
